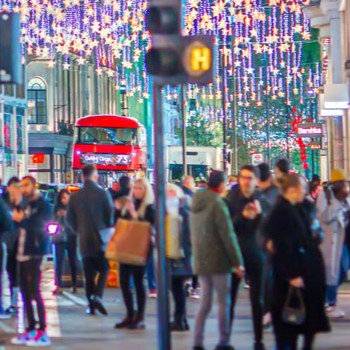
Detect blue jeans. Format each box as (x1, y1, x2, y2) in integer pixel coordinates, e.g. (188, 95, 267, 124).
(146, 248, 156, 291)
(339, 244, 350, 285)
(326, 285, 338, 306)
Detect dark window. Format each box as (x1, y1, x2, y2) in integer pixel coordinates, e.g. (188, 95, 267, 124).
(76, 127, 138, 146)
(27, 78, 47, 124)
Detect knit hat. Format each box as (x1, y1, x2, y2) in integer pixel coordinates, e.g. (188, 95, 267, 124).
(330, 169, 347, 183)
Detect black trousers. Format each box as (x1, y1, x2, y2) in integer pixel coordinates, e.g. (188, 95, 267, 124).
(82, 253, 109, 304)
(19, 258, 46, 331)
(119, 263, 146, 319)
(274, 329, 315, 350)
(231, 252, 265, 343)
(54, 242, 78, 288)
(171, 277, 187, 322)
(6, 249, 18, 290)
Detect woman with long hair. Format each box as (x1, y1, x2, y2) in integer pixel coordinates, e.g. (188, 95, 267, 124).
(114, 178, 155, 330)
(166, 183, 192, 332)
(53, 189, 78, 294)
(264, 175, 329, 350)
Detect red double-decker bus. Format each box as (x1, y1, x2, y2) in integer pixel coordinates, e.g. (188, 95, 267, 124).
(72, 115, 147, 184)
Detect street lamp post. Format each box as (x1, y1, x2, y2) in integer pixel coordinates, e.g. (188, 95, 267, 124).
(152, 84, 171, 350)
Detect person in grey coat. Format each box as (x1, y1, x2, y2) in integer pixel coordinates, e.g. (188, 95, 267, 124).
(191, 170, 244, 350)
(67, 165, 114, 316)
(316, 169, 350, 319)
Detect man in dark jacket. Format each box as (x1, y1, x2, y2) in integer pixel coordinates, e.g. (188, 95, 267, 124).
(67, 165, 114, 316)
(11, 176, 52, 347)
(191, 170, 243, 350)
(226, 165, 270, 350)
(0, 196, 12, 233)
(0, 196, 13, 319)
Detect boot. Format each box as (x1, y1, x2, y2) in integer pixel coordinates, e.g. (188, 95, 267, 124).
(128, 315, 145, 330)
(254, 342, 266, 350)
(115, 316, 133, 329)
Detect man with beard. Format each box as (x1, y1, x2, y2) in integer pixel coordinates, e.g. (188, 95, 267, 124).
(226, 165, 270, 350)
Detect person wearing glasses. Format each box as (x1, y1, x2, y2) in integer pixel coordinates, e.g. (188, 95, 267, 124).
(225, 165, 271, 350)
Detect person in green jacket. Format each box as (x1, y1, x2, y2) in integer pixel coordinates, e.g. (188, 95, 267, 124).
(190, 170, 244, 350)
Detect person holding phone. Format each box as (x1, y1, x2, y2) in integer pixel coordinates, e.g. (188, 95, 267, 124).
(225, 165, 271, 350)
(52, 189, 78, 295)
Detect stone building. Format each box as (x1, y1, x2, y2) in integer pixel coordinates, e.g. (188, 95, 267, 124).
(305, 0, 350, 179)
(0, 77, 27, 183)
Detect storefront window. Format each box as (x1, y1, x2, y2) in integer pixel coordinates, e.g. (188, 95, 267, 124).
(27, 77, 47, 124)
(17, 108, 24, 154)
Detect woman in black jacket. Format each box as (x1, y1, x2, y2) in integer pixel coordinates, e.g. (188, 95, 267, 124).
(114, 178, 155, 330)
(166, 184, 192, 332)
(264, 175, 329, 350)
(53, 190, 78, 294)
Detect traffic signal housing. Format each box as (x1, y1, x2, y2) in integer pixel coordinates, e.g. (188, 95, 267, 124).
(145, 0, 213, 86)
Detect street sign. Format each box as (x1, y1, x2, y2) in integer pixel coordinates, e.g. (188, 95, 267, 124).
(32, 153, 45, 164)
(251, 153, 264, 165)
(296, 123, 323, 138)
(307, 141, 322, 150)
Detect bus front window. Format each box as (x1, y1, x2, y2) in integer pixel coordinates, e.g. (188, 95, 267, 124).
(77, 127, 138, 145)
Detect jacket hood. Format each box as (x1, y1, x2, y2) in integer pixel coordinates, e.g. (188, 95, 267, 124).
(191, 189, 219, 213)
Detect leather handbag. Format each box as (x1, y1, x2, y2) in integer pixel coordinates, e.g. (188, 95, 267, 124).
(165, 214, 182, 260)
(105, 219, 151, 265)
(282, 286, 306, 326)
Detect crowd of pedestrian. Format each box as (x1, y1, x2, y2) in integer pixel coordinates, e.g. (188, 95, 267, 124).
(0, 160, 349, 350)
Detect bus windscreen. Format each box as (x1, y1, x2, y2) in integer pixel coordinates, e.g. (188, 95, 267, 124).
(76, 127, 138, 145)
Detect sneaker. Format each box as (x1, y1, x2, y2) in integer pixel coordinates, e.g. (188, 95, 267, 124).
(6, 306, 18, 315)
(326, 306, 345, 319)
(11, 330, 37, 345)
(26, 330, 51, 347)
(263, 312, 272, 327)
(190, 289, 200, 300)
(52, 287, 63, 295)
(0, 309, 11, 319)
(148, 290, 157, 299)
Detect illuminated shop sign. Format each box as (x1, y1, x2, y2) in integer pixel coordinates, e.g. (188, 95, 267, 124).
(296, 123, 323, 138)
(81, 154, 131, 166)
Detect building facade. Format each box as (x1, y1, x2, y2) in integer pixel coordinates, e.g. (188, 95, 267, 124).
(305, 0, 350, 179)
(0, 77, 27, 183)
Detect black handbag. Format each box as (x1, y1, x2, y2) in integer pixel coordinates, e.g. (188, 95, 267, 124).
(282, 286, 306, 326)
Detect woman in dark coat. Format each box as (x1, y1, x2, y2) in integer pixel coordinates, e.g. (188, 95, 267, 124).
(166, 184, 193, 332)
(114, 178, 155, 330)
(53, 189, 78, 294)
(264, 175, 330, 350)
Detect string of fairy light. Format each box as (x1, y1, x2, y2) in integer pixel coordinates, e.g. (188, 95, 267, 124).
(0, 0, 323, 154)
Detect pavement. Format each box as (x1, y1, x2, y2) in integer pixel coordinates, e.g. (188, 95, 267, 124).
(0, 263, 349, 350)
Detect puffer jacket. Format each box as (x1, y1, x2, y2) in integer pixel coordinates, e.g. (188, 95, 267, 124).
(190, 189, 243, 276)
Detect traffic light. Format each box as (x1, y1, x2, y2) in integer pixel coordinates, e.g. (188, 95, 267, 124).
(145, 0, 213, 86)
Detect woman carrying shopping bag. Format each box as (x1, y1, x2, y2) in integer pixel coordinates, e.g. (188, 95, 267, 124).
(114, 178, 155, 330)
(165, 183, 193, 332)
(264, 175, 329, 350)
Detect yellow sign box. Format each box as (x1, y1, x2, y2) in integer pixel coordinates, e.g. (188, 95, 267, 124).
(183, 40, 212, 77)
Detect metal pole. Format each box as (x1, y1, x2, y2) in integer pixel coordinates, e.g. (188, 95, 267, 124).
(152, 84, 171, 350)
(181, 85, 187, 176)
(221, 46, 227, 172)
